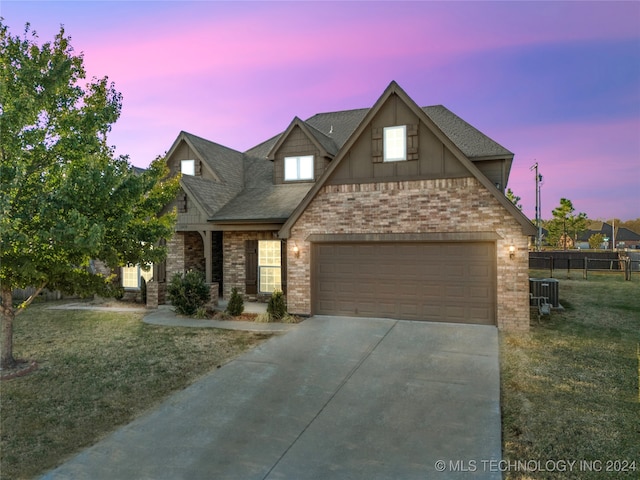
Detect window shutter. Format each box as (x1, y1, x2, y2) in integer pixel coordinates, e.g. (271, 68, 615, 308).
(372, 127, 383, 163)
(195, 159, 202, 176)
(178, 192, 187, 213)
(407, 124, 419, 160)
(245, 240, 258, 295)
(280, 240, 287, 295)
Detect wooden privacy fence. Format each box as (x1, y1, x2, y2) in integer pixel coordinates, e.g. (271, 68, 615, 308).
(12, 287, 63, 302)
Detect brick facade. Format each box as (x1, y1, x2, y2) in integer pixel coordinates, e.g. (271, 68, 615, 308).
(166, 231, 205, 281)
(166, 233, 185, 281)
(286, 177, 530, 331)
(223, 231, 277, 299)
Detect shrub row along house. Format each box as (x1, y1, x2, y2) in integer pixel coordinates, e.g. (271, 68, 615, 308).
(152, 82, 536, 330)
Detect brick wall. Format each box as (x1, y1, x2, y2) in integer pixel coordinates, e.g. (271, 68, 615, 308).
(223, 231, 277, 299)
(287, 177, 530, 331)
(166, 233, 185, 281)
(166, 232, 205, 282)
(184, 231, 205, 272)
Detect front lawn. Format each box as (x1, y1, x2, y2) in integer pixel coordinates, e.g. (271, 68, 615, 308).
(501, 272, 639, 479)
(0, 304, 271, 479)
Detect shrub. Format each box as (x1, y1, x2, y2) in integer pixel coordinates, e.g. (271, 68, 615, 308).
(213, 311, 233, 321)
(267, 289, 286, 321)
(255, 312, 271, 323)
(226, 287, 244, 316)
(167, 271, 210, 316)
(281, 313, 300, 324)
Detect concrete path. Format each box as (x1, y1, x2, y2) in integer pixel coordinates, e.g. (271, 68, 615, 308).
(41, 317, 501, 480)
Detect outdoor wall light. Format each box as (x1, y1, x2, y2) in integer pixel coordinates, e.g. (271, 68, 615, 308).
(509, 244, 516, 259)
(292, 243, 300, 258)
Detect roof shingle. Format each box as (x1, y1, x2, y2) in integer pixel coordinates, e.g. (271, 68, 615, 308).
(178, 99, 514, 224)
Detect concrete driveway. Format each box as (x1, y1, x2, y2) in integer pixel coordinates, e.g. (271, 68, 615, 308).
(41, 317, 502, 480)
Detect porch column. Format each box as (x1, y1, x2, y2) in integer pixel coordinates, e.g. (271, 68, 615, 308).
(199, 230, 213, 284)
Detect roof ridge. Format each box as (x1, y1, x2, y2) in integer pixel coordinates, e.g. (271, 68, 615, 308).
(182, 131, 243, 155)
(305, 106, 370, 119)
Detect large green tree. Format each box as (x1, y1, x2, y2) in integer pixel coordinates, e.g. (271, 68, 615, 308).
(546, 198, 588, 250)
(0, 23, 178, 368)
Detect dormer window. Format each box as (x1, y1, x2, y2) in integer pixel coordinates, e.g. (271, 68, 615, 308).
(284, 155, 314, 181)
(181, 159, 195, 176)
(383, 125, 407, 162)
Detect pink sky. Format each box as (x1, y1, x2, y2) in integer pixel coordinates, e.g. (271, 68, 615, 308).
(3, 1, 639, 220)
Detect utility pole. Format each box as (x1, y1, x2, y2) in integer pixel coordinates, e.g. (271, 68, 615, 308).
(612, 218, 616, 251)
(530, 162, 543, 252)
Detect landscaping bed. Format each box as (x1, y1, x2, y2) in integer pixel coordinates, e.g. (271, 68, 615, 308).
(501, 272, 639, 479)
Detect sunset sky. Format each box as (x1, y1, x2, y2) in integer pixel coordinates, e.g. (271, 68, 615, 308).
(3, 1, 639, 221)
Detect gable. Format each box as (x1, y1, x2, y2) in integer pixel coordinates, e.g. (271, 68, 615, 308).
(279, 81, 536, 238)
(327, 92, 468, 185)
(271, 124, 331, 184)
(166, 140, 211, 180)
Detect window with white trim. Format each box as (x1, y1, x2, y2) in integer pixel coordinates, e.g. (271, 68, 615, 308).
(258, 241, 281, 293)
(383, 125, 407, 162)
(284, 155, 314, 181)
(181, 159, 195, 176)
(121, 264, 153, 289)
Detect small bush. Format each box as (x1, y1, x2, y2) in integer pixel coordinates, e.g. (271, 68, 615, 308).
(167, 270, 210, 316)
(226, 287, 244, 316)
(255, 312, 272, 323)
(281, 313, 300, 324)
(267, 289, 286, 321)
(213, 311, 233, 321)
(113, 285, 125, 300)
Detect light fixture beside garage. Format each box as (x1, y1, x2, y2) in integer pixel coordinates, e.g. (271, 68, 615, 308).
(292, 243, 300, 258)
(509, 244, 516, 259)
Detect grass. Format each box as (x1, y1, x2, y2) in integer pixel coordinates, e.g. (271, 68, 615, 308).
(501, 272, 640, 479)
(0, 302, 272, 479)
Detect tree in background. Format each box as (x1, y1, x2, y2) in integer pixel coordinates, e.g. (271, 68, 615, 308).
(588, 233, 605, 250)
(546, 198, 588, 250)
(0, 22, 179, 368)
(619, 219, 640, 234)
(506, 188, 523, 210)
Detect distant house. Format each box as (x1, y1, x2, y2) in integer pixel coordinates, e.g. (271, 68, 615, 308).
(155, 81, 535, 330)
(577, 222, 640, 249)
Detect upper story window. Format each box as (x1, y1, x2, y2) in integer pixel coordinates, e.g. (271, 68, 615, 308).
(284, 155, 314, 181)
(384, 125, 407, 162)
(181, 159, 195, 176)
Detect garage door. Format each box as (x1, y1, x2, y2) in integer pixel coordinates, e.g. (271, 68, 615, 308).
(312, 242, 495, 324)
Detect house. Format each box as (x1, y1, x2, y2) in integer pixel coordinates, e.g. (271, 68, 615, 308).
(577, 222, 640, 249)
(156, 82, 536, 330)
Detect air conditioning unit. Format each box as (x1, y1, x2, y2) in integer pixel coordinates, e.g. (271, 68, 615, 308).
(529, 278, 559, 308)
